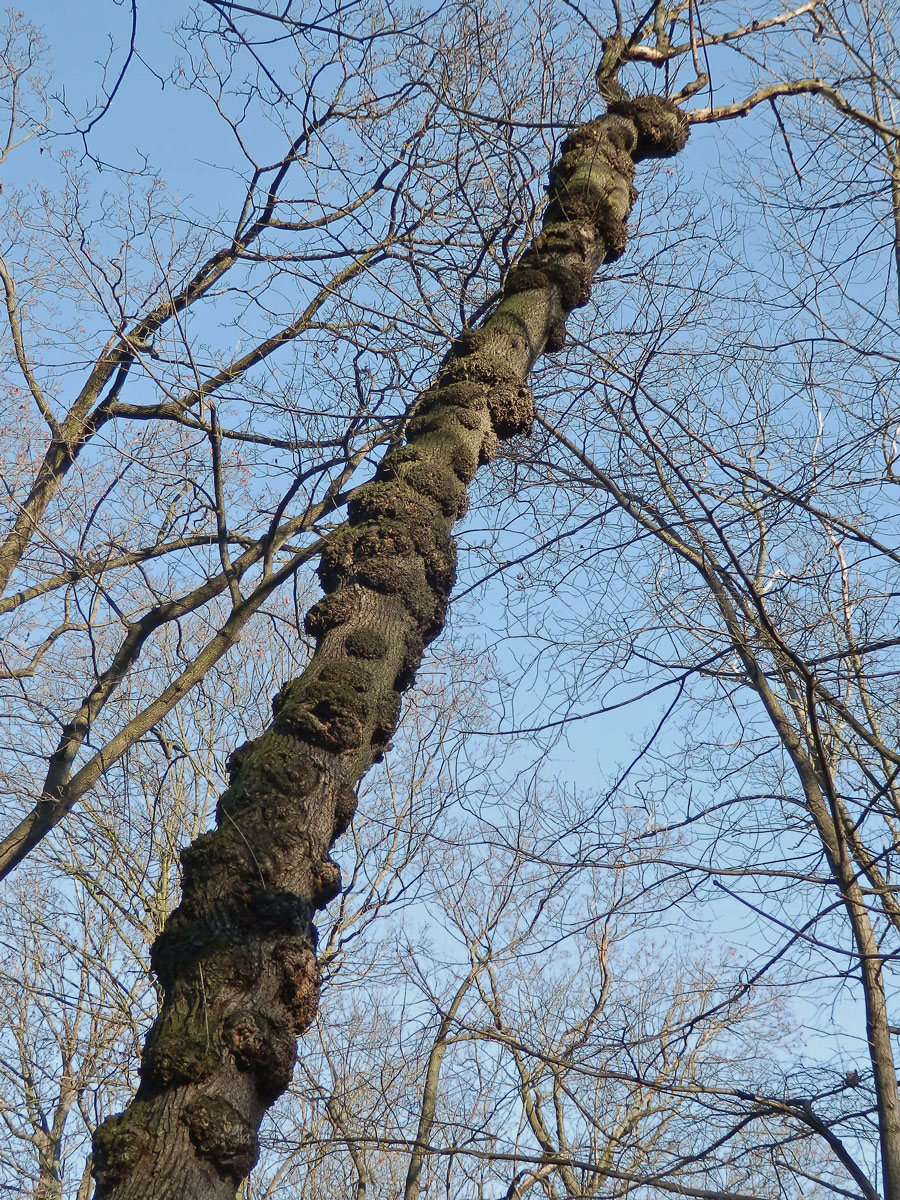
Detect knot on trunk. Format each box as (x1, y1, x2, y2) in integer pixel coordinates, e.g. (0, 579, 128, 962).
(142, 1005, 219, 1087)
(184, 1095, 259, 1181)
(312, 853, 342, 903)
(607, 95, 689, 159)
(487, 382, 535, 439)
(277, 943, 320, 1033)
(92, 1109, 152, 1187)
(333, 785, 359, 835)
(276, 661, 374, 752)
(343, 626, 388, 659)
(224, 1009, 296, 1100)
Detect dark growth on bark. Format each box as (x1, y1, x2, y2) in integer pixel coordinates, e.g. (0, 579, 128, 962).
(92, 96, 687, 1200)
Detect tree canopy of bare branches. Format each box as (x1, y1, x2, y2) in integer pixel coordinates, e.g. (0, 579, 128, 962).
(4, 0, 900, 1197)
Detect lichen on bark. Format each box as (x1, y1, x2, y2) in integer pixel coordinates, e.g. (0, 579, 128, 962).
(92, 95, 687, 1200)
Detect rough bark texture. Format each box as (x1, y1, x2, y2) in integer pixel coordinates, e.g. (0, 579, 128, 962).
(92, 96, 688, 1200)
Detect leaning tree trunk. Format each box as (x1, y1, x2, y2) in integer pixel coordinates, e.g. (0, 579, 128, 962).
(91, 95, 688, 1199)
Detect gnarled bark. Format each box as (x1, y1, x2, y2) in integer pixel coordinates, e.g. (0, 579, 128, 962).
(91, 95, 688, 1200)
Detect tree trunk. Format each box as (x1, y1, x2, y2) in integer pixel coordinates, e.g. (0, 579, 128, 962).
(91, 95, 688, 1200)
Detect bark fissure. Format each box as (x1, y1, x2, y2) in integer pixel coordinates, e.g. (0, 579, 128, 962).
(91, 96, 688, 1199)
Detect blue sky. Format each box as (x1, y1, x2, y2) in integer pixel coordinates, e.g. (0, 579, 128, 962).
(7, 0, 884, 1169)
